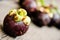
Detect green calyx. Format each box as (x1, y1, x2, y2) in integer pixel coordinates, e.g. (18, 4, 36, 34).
(36, 0, 45, 6)
(18, 8, 27, 16)
(9, 8, 27, 22)
(9, 8, 31, 25)
(40, 0, 45, 6)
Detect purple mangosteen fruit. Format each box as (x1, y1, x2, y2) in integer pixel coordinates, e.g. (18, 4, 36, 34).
(3, 8, 31, 37)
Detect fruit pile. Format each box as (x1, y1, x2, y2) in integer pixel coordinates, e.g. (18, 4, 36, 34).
(3, 8, 31, 37)
(19, 0, 60, 29)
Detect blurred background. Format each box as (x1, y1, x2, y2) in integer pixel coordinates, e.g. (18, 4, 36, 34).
(0, 0, 60, 40)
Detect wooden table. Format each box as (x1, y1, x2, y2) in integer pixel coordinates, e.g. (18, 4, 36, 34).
(0, 0, 60, 40)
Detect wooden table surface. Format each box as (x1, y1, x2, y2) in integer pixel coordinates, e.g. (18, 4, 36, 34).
(0, 0, 60, 40)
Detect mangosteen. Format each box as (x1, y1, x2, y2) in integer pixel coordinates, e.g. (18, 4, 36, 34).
(31, 10, 51, 27)
(3, 8, 31, 37)
(53, 13, 60, 29)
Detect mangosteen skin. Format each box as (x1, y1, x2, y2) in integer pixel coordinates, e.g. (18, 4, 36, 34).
(30, 10, 43, 27)
(53, 14, 60, 29)
(30, 10, 51, 27)
(3, 15, 29, 37)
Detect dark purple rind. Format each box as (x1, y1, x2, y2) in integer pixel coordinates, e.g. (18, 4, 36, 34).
(30, 10, 51, 27)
